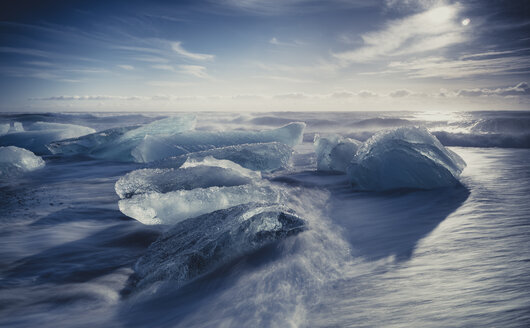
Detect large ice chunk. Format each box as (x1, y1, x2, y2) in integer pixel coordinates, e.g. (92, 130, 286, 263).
(0, 122, 95, 154)
(131, 122, 305, 163)
(118, 185, 281, 225)
(115, 157, 260, 199)
(149, 142, 294, 171)
(347, 127, 466, 191)
(130, 203, 306, 291)
(0, 146, 45, 178)
(314, 134, 361, 172)
(0, 124, 9, 135)
(47, 115, 196, 161)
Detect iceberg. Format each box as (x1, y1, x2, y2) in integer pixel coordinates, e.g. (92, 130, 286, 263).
(131, 122, 306, 163)
(149, 142, 294, 171)
(118, 184, 281, 225)
(347, 127, 466, 191)
(115, 157, 260, 199)
(0, 122, 95, 154)
(0, 124, 9, 135)
(47, 115, 196, 161)
(314, 134, 361, 172)
(0, 146, 45, 178)
(131, 203, 306, 291)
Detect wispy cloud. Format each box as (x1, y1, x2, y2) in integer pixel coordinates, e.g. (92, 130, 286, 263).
(178, 65, 211, 79)
(455, 82, 530, 97)
(269, 37, 302, 46)
(334, 4, 465, 63)
(385, 55, 530, 79)
(215, 0, 374, 15)
(171, 42, 214, 61)
(117, 64, 134, 70)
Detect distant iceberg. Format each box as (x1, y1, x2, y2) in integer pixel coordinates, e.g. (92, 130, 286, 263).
(131, 122, 305, 163)
(146, 142, 294, 171)
(0, 146, 45, 178)
(0, 122, 95, 154)
(314, 134, 361, 172)
(47, 115, 196, 161)
(131, 203, 306, 291)
(347, 127, 466, 191)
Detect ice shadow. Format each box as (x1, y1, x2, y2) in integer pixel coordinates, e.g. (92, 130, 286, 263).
(272, 170, 470, 262)
(327, 183, 470, 261)
(1, 218, 160, 286)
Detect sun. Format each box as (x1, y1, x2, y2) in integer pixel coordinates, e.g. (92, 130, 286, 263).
(462, 18, 471, 26)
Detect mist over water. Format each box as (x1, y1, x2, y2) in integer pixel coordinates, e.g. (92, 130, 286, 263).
(1, 111, 529, 327)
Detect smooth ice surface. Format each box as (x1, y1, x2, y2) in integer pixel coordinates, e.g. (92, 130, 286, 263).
(131, 122, 305, 163)
(347, 127, 466, 191)
(314, 134, 361, 172)
(118, 184, 281, 225)
(131, 203, 306, 291)
(115, 157, 260, 199)
(147, 142, 294, 171)
(0, 122, 95, 154)
(47, 115, 196, 161)
(0, 146, 45, 178)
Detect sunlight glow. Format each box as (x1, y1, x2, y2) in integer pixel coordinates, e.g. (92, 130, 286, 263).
(461, 18, 471, 26)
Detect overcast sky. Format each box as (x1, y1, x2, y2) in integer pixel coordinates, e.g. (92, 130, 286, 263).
(0, 0, 529, 111)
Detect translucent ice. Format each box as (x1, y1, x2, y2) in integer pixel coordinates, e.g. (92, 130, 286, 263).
(314, 134, 361, 172)
(347, 127, 466, 191)
(47, 115, 196, 161)
(115, 157, 260, 199)
(0, 122, 95, 154)
(131, 122, 305, 163)
(0, 146, 45, 178)
(131, 203, 306, 291)
(118, 184, 281, 225)
(149, 142, 294, 171)
(0, 124, 9, 135)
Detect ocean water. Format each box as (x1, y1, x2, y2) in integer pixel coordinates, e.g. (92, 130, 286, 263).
(0, 111, 529, 327)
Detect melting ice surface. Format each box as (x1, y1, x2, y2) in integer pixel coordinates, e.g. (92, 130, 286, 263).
(116, 157, 280, 225)
(149, 142, 294, 171)
(47, 115, 196, 161)
(0, 122, 95, 154)
(131, 122, 305, 162)
(348, 127, 466, 191)
(314, 134, 361, 172)
(1, 111, 530, 328)
(0, 146, 45, 178)
(129, 203, 306, 293)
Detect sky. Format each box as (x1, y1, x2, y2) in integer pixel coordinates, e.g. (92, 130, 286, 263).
(0, 0, 529, 112)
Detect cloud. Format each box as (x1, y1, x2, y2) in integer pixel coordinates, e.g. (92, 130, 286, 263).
(330, 91, 356, 98)
(357, 90, 378, 98)
(31, 95, 141, 101)
(273, 92, 310, 100)
(333, 4, 465, 63)
(254, 75, 314, 83)
(456, 82, 530, 97)
(385, 55, 530, 79)
(172, 42, 214, 61)
(178, 65, 211, 79)
(147, 81, 194, 87)
(215, 0, 374, 15)
(152, 64, 176, 72)
(269, 37, 301, 46)
(117, 64, 134, 70)
(132, 56, 169, 63)
(389, 89, 412, 97)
